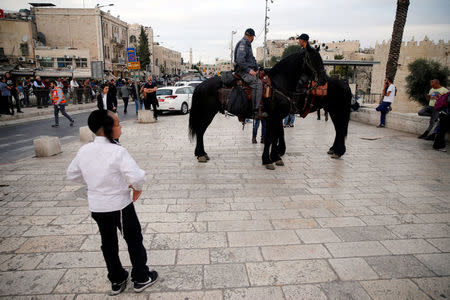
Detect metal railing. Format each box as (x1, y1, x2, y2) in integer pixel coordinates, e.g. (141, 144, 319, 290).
(358, 92, 382, 105)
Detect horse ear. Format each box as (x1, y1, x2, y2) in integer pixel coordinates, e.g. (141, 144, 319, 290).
(317, 45, 321, 51)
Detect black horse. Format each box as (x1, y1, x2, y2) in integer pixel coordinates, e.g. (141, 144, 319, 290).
(189, 46, 352, 169)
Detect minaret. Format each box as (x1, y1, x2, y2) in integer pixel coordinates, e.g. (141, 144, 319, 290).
(189, 48, 193, 66)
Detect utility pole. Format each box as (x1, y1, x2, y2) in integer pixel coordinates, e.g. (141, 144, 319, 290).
(263, 0, 272, 68)
(230, 30, 237, 68)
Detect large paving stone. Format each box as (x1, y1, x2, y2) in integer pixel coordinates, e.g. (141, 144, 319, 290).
(380, 239, 440, 254)
(224, 286, 284, 300)
(282, 284, 327, 300)
(149, 290, 223, 300)
(361, 279, 431, 300)
(415, 253, 450, 276)
(412, 277, 450, 300)
(0, 269, 66, 296)
(325, 241, 390, 257)
(209, 247, 262, 263)
(320, 281, 371, 300)
(204, 264, 249, 288)
(365, 255, 435, 278)
(329, 258, 378, 281)
(246, 260, 337, 285)
(332, 225, 398, 242)
(228, 230, 300, 247)
(261, 244, 331, 260)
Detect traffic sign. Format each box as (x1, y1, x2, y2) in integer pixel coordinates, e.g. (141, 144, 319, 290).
(127, 61, 141, 70)
(127, 48, 137, 62)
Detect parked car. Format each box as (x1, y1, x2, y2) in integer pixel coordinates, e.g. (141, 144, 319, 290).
(156, 86, 194, 114)
(174, 80, 202, 88)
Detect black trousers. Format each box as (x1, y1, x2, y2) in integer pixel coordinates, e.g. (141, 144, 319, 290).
(433, 111, 449, 150)
(91, 203, 150, 284)
(144, 99, 158, 119)
(122, 97, 129, 112)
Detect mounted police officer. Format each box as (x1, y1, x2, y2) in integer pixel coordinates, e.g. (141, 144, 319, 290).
(297, 33, 311, 50)
(234, 28, 266, 117)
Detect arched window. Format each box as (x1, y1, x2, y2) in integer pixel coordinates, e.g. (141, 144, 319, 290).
(130, 35, 137, 43)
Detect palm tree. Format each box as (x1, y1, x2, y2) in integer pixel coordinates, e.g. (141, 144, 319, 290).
(385, 0, 410, 81)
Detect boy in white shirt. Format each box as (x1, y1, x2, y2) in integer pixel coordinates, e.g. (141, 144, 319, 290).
(376, 77, 396, 128)
(67, 110, 158, 295)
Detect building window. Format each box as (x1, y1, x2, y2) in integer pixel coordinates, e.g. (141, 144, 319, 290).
(20, 43, 29, 56)
(130, 35, 137, 43)
(57, 57, 72, 68)
(76, 58, 88, 68)
(0, 48, 4, 56)
(38, 57, 54, 68)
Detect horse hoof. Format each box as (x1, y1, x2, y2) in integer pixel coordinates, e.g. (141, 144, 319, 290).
(330, 153, 341, 159)
(204, 155, 210, 161)
(327, 149, 335, 155)
(197, 156, 208, 163)
(275, 160, 284, 166)
(264, 163, 275, 170)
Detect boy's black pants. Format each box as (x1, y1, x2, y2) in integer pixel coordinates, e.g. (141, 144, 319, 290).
(91, 202, 150, 284)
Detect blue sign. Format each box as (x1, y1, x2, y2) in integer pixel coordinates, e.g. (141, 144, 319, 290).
(127, 48, 137, 62)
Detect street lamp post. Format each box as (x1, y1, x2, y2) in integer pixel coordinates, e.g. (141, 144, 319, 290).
(230, 30, 237, 69)
(263, 0, 273, 68)
(97, 3, 114, 82)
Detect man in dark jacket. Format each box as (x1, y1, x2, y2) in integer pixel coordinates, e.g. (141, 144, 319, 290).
(234, 28, 265, 117)
(97, 83, 117, 112)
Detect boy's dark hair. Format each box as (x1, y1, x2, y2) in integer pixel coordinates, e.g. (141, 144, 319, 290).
(100, 83, 108, 91)
(387, 77, 394, 83)
(50, 80, 56, 85)
(88, 110, 116, 144)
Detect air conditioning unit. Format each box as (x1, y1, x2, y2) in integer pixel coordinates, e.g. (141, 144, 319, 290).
(18, 56, 26, 62)
(28, 59, 34, 63)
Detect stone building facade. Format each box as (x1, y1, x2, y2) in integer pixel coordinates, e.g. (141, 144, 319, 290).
(32, 7, 128, 77)
(0, 18, 35, 75)
(371, 37, 450, 113)
(153, 44, 182, 76)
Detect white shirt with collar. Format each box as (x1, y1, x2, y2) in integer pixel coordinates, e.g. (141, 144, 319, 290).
(66, 136, 146, 212)
(102, 93, 107, 110)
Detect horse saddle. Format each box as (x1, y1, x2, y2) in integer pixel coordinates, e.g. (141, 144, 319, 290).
(232, 72, 272, 100)
(311, 81, 328, 97)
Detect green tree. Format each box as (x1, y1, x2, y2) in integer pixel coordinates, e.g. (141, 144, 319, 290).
(269, 56, 280, 67)
(137, 26, 150, 69)
(329, 66, 354, 79)
(405, 59, 449, 106)
(282, 45, 302, 59)
(385, 0, 410, 81)
(334, 54, 344, 60)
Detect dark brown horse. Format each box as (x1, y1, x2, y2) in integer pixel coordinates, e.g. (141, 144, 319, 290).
(188, 47, 352, 169)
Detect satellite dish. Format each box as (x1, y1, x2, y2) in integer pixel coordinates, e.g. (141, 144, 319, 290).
(22, 35, 28, 42)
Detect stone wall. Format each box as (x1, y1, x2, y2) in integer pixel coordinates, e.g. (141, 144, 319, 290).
(370, 37, 450, 113)
(0, 19, 34, 60)
(351, 107, 449, 140)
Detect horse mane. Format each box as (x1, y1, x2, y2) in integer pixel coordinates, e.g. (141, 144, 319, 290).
(267, 51, 308, 94)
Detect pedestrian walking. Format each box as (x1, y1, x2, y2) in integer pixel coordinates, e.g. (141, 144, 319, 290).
(66, 110, 159, 295)
(97, 83, 117, 112)
(317, 108, 328, 121)
(120, 80, 130, 114)
(50, 80, 74, 128)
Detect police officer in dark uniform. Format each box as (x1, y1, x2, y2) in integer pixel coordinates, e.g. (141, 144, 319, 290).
(297, 33, 311, 50)
(234, 28, 265, 117)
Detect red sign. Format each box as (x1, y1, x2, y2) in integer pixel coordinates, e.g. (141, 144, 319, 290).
(0, 10, 4, 19)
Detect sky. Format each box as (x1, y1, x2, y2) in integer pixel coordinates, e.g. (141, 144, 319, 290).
(1, 0, 449, 64)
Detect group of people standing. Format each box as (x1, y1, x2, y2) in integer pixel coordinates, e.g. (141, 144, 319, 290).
(0, 72, 24, 115)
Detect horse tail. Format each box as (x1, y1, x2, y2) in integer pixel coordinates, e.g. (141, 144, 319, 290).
(188, 76, 222, 141)
(343, 82, 352, 137)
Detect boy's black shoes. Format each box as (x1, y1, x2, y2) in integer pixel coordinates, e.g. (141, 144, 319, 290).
(110, 271, 129, 296)
(133, 270, 159, 293)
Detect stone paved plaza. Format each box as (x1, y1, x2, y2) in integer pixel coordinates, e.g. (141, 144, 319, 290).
(0, 113, 449, 299)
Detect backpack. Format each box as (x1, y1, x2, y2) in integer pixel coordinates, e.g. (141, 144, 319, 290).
(227, 86, 249, 116)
